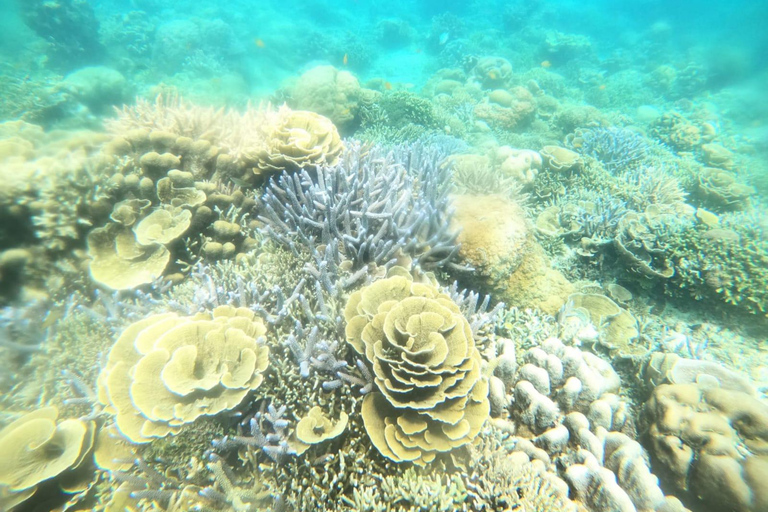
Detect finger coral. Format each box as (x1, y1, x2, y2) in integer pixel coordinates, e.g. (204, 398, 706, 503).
(344, 269, 489, 465)
(97, 306, 269, 444)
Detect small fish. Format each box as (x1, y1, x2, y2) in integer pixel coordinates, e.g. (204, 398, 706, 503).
(598, 84, 607, 90)
(254, 38, 265, 48)
(343, 53, 348, 66)
(540, 60, 552, 68)
(488, 71, 498, 80)
(384, 81, 392, 90)
(439, 32, 449, 45)
(230, 176, 250, 187)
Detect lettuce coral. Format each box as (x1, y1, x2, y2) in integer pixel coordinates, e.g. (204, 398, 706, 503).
(344, 269, 489, 465)
(97, 306, 269, 444)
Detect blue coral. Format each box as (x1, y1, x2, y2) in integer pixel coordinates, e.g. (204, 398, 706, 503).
(259, 139, 462, 271)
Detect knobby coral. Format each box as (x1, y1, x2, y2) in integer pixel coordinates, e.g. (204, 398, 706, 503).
(97, 306, 269, 443)
(344, 269, 489, 465)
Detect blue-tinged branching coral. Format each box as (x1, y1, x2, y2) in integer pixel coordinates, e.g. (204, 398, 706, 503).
(344, 268, 490, 465)
(569, 126, 650, 174)
(259, 139, 461, 271)
(97, 306, 269, 443)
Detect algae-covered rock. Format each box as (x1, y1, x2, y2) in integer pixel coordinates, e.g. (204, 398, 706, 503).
(344, 269, 489, 465)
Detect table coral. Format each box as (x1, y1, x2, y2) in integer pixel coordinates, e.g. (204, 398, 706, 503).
(97, 306, 269, 444)
(344, 269, 489, 465)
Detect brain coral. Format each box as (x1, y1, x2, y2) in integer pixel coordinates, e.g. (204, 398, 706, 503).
(344, 269, 489, 465)
(97, 306, 269, 444)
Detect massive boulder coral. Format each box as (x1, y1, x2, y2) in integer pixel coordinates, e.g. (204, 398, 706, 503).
(344, 269, 490, 465)
(285, 65, 367, 131)
(97, 306, 269, 444)
(493, 338, 688, 512)
(450, 194, 573, 315)
(642, 380, 768, 512)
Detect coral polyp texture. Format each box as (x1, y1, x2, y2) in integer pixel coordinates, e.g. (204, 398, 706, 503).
(344, 268, 490, 465)
(97, 306, 269, 443)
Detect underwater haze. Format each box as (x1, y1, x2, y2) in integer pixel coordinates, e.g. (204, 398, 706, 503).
(1, 0, 767, 511)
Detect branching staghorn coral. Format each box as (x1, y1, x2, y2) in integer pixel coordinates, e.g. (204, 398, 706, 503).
(572, 127, 650, 174)
(259, 139, 462, 271)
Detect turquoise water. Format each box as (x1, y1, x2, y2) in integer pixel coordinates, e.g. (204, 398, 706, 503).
(0, 1, 767, 511)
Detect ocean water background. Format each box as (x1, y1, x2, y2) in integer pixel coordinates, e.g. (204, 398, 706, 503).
(1, 0, 768, 511)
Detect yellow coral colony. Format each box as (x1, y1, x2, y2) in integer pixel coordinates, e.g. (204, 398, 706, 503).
(344, 270, 490, 465)
(248, 106, 343, 178)
(0, 407, 95, 510)
(97, 306, 269, 444)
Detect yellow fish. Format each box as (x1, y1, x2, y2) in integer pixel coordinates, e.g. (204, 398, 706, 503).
(254, 38, 265, 48)
(541, 60, 552, 68)
(343, 53, 349, 66)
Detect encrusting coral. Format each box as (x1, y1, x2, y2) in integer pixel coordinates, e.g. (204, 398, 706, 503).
(344, 268, 490, 465)
(97, 305, 269, 443)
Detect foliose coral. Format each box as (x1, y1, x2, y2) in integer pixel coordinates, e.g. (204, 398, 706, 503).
(344, 268, 490, 465)
(97, 306, 269, 443)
